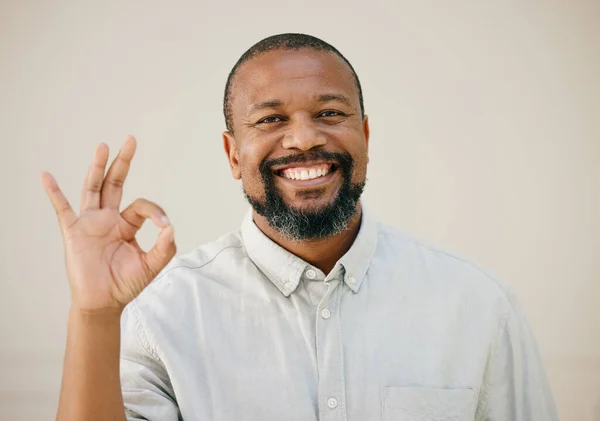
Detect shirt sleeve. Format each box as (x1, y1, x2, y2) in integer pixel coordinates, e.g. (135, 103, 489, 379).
(475, 291, 559, 421)
(120, 303, 182, 421)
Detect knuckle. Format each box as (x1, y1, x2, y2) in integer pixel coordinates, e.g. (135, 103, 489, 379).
(57, 204, 70, 214)
(134, 198, 163, 214)
(131, 198, 149, 210)
(88, 180, 102, 193)
(105, 178, 125, 189)
(117, 155, 131, 166)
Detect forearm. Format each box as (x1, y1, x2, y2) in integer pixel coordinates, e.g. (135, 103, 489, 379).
(56, 308, 127, 421)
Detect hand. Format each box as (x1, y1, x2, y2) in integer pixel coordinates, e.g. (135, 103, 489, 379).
(41, 136, 176, 313)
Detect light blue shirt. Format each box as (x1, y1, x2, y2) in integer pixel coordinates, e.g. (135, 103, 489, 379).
(120, 207, 558, 420)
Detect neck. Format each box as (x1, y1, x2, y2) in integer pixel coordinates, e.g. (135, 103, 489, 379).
(252, 203, 363, 275)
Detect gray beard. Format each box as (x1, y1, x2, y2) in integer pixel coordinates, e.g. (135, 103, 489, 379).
(244, 186, 363, 241)
(243, 151, 366, 241)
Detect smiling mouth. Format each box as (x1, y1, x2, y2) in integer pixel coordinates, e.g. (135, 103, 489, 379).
(275, 163, 338, 181)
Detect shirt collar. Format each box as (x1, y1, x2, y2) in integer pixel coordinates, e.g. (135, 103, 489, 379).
(240, 204, 379, 297)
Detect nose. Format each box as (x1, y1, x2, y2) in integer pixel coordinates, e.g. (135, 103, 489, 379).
(281, 115, 327, 151)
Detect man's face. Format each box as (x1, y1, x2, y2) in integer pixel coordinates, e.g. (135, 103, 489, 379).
(223, 49, 370, 240)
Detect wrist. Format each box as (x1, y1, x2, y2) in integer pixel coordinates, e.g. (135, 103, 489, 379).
(69, 305, 124, 324)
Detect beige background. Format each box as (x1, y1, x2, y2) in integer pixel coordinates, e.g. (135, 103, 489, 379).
(1, 0, 599, 420)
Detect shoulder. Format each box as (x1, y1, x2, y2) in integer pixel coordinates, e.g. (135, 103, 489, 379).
(129, 228, 248, 306)
(156, 229, 246, 282)
(121, 229, 249, 353)
(375, 221, 521, 319)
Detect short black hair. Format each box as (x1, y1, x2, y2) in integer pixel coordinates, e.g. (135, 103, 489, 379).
(223, 33, 365, 133)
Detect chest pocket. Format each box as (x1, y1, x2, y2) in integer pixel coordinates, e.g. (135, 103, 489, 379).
(382, 387, 474, 421)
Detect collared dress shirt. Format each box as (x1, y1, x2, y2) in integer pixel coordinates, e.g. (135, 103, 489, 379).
(120, 207, 558, 420)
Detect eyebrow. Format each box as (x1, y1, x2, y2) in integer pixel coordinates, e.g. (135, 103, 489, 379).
(316, 93, 352, 107)
(248, 93, 353, 115)
(249, 100, 283, 114)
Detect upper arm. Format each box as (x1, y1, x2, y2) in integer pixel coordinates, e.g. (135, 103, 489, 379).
(475, 292, 559, 421)
(120, 304, 182, 421)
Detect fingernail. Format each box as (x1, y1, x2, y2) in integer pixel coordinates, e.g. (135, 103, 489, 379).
(160, 215, 171, 226)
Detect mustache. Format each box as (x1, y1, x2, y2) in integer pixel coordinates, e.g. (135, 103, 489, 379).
(259, 150, 352, 174)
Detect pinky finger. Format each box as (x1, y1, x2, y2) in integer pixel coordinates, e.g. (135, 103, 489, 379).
(40, 171, 77, 231)
(143, 225, 176, 277)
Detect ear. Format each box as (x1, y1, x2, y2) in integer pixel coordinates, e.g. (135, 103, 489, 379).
(362, 114, 370, 163)
(222, 131, 241, 180)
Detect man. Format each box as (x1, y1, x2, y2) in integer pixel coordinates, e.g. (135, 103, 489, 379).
(42, 33, 558, 420)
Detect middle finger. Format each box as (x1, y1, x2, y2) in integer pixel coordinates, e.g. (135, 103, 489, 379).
(80, 143, 109, 213)
(100, 135, 137, 209)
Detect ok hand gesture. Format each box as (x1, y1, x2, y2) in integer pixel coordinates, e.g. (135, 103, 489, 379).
(41, 136, 176, 314)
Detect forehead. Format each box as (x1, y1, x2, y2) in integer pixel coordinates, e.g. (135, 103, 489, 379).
(231, 49, 359, 113)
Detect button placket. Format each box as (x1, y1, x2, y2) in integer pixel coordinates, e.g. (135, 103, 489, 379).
(315, 279, 346, 420)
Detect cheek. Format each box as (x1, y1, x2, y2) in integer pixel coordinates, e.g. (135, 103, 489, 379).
(340, 131, 369, 181)
(239, 163, 263, 193)
(352, 154, 368, 182)
(238, 144, 269, 195)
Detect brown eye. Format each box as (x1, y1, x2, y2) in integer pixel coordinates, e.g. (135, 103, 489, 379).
(257, 116, 284, 124)
(318, 110, 344, 118)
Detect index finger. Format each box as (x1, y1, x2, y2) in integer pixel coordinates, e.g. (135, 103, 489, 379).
(100, 135, 137, 209)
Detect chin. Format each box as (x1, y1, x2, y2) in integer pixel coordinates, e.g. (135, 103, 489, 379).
(284, 195, 337, 214)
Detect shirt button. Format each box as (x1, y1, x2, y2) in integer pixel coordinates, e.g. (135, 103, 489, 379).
(347, 275, 356, 285)
(327, 397, 338, 409)
(321, 308, 331, 319)
(306, 269, 317, 279)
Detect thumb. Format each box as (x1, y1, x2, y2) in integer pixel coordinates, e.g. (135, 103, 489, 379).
(143, 224, 176, 276)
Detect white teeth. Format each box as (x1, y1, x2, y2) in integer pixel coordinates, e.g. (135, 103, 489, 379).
(281, 165, 332, 180)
